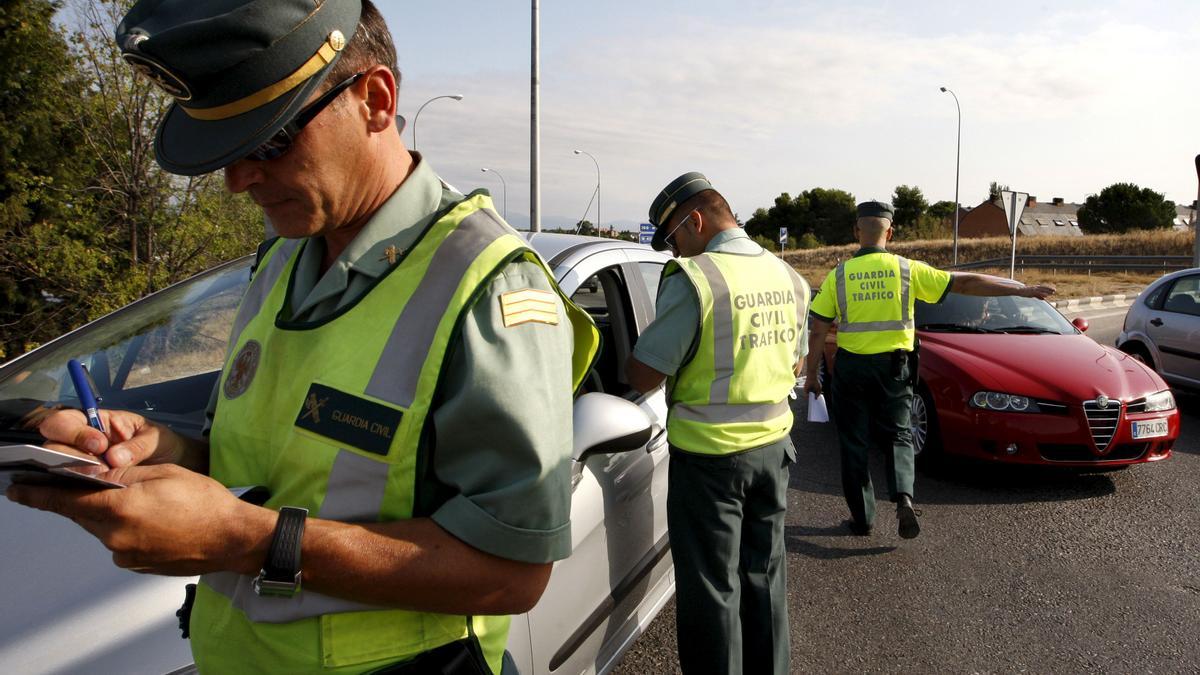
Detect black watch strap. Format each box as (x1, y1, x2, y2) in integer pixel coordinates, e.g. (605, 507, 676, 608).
(254, 506, 308, 597)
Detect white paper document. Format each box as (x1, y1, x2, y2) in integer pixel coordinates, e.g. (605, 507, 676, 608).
(806, 393, 830, 423)
(0, 444, 123, 489)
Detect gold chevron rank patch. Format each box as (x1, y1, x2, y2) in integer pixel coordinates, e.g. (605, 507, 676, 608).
(500, 288, 560, 327)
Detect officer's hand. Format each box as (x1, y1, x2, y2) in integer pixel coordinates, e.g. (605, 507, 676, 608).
(6, 463, 269, 576)
(38, 408, 188, 468)
(1020, 284, 1056, 300)
(804, 373, 822, 397)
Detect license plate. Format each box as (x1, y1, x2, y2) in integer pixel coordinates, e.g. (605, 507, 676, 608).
(1131, 419, 1169, 440)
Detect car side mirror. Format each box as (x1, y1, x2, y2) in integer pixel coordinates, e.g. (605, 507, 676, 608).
(572, 392, 653, 462)
(1072, 317, 1089, 333)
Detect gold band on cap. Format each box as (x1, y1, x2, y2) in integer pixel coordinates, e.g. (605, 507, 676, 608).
(180, 31, 344, 121)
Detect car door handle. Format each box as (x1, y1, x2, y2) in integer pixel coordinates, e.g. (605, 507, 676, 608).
(1150, 318, 1164, 327)
(648, 425, 667, 451)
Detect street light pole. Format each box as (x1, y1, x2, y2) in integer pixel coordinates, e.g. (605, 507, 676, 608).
(480, 167, 508, 221)
(411, 94, 463, 151)
(530, 0, 541, 232)
(573, 149, 600, 233)
(940, 86, 962, 267)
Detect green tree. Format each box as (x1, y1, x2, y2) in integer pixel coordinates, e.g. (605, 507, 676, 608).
(1077, 183, 1176, 233)
(988, 181, 1010, 202)
(0, 0, 262, 359)
(891, 185, 928, 230)
(805, 188, 857, 244)
(746, 188, 856, 246)
(928, 200, 958, 222)
(0, 0, 94, 357)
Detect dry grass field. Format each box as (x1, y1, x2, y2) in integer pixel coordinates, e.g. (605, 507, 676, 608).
(784, 229, 1195, 299)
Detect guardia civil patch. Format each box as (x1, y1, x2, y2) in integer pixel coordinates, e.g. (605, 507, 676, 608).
(499, 289, 560, 328)
(294, 383, 403, 456)
(223, 340, 261, 399)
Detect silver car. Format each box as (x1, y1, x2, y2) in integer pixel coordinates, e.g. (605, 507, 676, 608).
(0, 233, 675, 675)
(1116, 267, 1200, 392)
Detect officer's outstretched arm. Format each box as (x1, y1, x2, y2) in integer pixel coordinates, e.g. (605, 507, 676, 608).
(950, 273, 1056, 300)
(626, 356, 668, 393)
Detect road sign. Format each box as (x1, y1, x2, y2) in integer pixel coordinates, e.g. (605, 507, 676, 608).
(639, 232, 654, 246)
(999, 191, 1028, 236)
(778, 227, 788, 245)
(639, 222, 655, 233)
(1000, 190, 1029, 279)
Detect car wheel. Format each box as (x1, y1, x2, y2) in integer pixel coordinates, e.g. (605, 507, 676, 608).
(911, 386, 941, 464)
(1121, 343, 1155, 370)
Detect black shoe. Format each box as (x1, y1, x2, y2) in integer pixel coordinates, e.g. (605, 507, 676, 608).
(844, 519, 872, 536)
(897, 495, 921, 539)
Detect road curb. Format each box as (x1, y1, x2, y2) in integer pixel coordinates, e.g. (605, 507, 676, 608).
(1050, 294, 1134, 310)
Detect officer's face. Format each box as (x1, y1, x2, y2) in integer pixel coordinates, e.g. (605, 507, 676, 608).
(223, 79, 371, 239)
(664, 212, 698, 257)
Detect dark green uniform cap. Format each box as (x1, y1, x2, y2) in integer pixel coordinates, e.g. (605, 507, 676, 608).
(857, 200, 894, 220)
(116, 0, 363, 176)
(647, 172, 714, 251)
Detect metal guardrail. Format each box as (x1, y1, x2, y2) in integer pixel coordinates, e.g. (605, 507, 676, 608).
(948, 255, 1193, 273)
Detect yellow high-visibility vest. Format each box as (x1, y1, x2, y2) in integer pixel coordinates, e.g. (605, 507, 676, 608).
(666, 250, 808, 455)
(195, 193, 598, 674)
(819, 251, 950, 354)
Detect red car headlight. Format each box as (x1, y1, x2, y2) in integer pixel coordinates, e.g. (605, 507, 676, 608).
(1142, 390, 1176, 412)
(970, 391, 1040, 413)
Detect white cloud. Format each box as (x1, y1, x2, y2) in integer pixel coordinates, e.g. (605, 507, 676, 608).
(404, 10, 1200, 230)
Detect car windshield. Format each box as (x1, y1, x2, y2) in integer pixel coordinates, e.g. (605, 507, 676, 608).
(0, 258, 252, 436)
(916, 292, 1075, 335)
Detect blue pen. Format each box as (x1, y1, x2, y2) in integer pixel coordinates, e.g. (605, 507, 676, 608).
(67, 359, 106, 434)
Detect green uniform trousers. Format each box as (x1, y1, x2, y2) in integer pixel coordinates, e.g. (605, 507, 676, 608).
(830, 349, 916, 527)
(666, 437, 793, 675)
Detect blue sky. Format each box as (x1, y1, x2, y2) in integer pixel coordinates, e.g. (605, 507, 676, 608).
(386, 1, 1198, 230)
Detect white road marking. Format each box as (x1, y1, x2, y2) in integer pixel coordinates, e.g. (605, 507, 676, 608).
(1065, 308, 1130, 320)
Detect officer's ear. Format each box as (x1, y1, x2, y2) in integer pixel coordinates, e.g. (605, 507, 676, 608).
(361, 66, 398, 134)
(688, 209, 704, 235)
(885, 223, 895, 242)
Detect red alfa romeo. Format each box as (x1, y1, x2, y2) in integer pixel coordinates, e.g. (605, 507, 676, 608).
(822, 293, 1180, 467)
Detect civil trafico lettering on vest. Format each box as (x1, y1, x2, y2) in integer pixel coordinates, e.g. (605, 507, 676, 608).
(850, 271, 898, 303)
(740, 327, 798, 350)
(851, 291, 897, 302)
(734, 290, 797, 350)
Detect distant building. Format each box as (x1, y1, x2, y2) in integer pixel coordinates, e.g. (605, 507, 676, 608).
(1173, 202, 1197, 231)
(958, 196, 1083, 238)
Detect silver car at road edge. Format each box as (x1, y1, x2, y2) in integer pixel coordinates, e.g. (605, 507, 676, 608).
(0, 233, 676, 675)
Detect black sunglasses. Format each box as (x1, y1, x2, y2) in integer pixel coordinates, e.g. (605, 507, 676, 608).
(244, 71, 365, 162)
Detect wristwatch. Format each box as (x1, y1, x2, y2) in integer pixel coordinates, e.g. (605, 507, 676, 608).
(253, 506, 308, 598)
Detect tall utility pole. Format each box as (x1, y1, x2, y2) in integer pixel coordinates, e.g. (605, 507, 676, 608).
(530, 1, 541, 232)
(1194, 155, 1199, 267)
(940, 87, 962, 266)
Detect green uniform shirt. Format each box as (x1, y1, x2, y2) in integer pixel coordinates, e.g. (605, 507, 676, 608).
(207, 154, 576, 562)
(633, 229, 808, 375)
(810, 246, 952, 354)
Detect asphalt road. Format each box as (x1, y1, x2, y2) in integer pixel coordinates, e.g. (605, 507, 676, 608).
(614, 301, 1200, 673)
